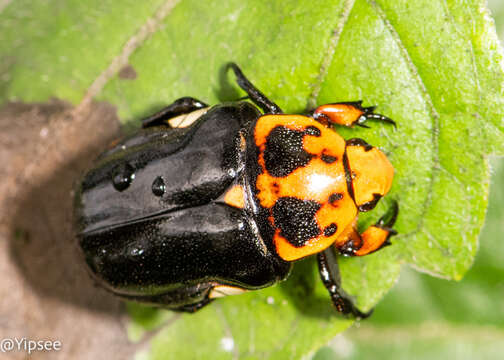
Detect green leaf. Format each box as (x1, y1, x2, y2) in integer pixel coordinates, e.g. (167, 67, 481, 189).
(0, 0, 170, 102)
(314, 156, 504, 359)
(370, 157, 504, 328)
(1, 0, 503, 358)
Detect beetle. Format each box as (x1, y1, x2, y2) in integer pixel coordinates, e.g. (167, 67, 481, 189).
(74, 63, 398, 317)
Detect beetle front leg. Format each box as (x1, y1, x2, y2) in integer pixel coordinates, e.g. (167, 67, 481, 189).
(141, 97, 208, 128)
(337, 201, 399, 256)
(228, 62, 283, 114)
(311, 102, 396, 128)
(317, 246, 372, 318)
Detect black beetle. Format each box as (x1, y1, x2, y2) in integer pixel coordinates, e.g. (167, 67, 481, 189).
(74, 63, 398, 316)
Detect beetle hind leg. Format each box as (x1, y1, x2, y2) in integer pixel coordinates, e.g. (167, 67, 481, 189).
(317, 247, 372, 318)
(311, 101, 396, 128)
(337, 201, 399, 257)
(141, 97, 209, 128)
(172, 284, 247, 312)
(173, 298, 214, 313)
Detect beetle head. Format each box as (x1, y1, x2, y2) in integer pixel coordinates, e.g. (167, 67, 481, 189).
(345, 139, 393, 212)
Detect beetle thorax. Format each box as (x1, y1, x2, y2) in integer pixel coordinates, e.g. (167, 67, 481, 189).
(253, 114, 358, 261)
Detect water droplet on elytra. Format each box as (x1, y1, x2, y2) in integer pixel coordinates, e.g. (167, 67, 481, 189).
(152, 176, 166, 196)
(131, 248, 144, 256)
(112, 163, 135, 191)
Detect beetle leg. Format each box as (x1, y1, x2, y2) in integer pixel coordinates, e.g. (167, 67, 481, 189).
(141, 97, 209, 128)
(311, 102, 396, 128)
(175, 284, 247, 312)
(119, 283, 216, 312)
(317, 246, 372, 318)
(336, 201, 399, 256)
(228, 62, 283, 114)
(174, 298, 214, 313)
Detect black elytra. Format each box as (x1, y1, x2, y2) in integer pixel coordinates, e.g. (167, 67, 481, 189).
(75, 98, 291, 311)
(74, 63, 396, 317)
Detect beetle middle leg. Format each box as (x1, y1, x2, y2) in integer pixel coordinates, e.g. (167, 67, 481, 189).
(228, 62, 283, 114)
(141, 97, 209, 128)
(317, 246, 371, 318)
(311, 101, 396, 128)
(318, 202, 397, 317)
(175, 298, 214, 313)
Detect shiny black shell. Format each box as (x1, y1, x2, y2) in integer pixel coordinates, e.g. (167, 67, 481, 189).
(74, 102, 291, 310)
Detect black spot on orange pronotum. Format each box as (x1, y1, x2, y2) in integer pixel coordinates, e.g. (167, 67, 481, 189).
(358, 193, 382, 212)
(347, 138, 373, 152)
(321, 154, 338, 164)
(304, 126, 321, 137)
(329, 193, 344, 204)
(324, 223, 338, 237)
(264, 126, 314, 177)
(272, 197, 321, 247)
(339, 239, 359, 256)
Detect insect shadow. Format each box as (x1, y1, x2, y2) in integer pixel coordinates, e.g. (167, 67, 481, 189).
(278, 258, 343, 319)
(215, 63, 243, 103)
(7, 100, 126, 315)
(6, 79, 349, 320)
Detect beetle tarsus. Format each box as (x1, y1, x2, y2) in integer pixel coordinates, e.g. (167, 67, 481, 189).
(355, 122, 371, 129)
(312, 102, 396, 128)
(354, 103, 396, 128)
(141, 96, 208, 128)
(228, 62, 283, 114)
(376, 200, 399, 229)
(332, 294, 373, 319)
(317, 247, 371, 318)
(361, 111, 397, 128)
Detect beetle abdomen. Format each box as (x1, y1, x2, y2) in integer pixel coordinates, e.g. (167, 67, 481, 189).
(79, 203, 289, 298)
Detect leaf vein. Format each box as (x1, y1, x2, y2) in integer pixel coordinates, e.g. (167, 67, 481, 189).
(0, 0, 11, 14)
(368, 0, 441, 238)
(353, 321, 504, 341)
(132, 313, 181, 352)
(306, 0, 356, 110)
(215, 304, 240, 360)
(74, 0, 181, 114)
